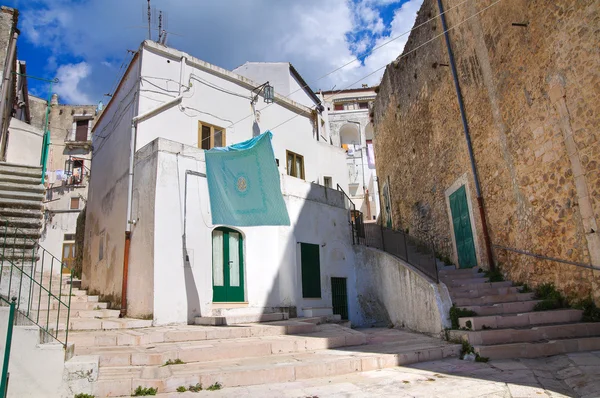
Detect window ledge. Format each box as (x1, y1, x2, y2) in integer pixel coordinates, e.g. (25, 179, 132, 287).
(66, 140, 92, 149)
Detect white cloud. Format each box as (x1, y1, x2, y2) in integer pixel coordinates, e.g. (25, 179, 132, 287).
(18, 0, 423, 102)
(54, 62, 92, 104)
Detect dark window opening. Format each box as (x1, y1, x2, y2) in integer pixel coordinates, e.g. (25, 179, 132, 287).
(75, 120, 88, 141)
(334, 103, 344, 111)
(359, 102, 369, 109)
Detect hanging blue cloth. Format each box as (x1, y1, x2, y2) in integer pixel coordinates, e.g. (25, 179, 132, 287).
(205, 131, 290, 226)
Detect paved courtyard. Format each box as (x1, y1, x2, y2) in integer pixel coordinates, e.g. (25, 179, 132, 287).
(165, 350, 600, 398)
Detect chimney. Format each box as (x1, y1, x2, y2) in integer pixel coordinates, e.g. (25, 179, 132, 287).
(51, 93, 59, 105)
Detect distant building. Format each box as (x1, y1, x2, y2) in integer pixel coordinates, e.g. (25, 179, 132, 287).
(321, 85, 379, 220)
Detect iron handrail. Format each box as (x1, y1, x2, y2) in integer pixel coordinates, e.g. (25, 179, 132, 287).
(0, 220, 73, 347)
(493, 244, 599, 271)
(0, 296, 15, 398)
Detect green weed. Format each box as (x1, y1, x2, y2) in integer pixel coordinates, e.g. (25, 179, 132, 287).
(533, 283, 569, 311)
(163, 359, 185, 366)
(132, 386, 157, 396)
(207, 382, 222, 391)
(449, 305, 477, 329)
(188, 383, 203, 392)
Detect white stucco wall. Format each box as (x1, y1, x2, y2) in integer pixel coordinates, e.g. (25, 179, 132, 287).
(82, 53, 141, 305)
(5, 117, 43, 167)
(354, 245, 452, 336)
(129, 138, 357, 325)
(0, 309, 67, 398)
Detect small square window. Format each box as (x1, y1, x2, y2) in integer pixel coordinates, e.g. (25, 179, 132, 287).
(70, 197, 80, 210)
(323, 176, 332, 188)
(334, 103, 344, 111)
(286, 150, 305, 180)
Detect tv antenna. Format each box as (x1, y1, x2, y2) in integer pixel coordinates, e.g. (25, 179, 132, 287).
(142, 0, 168, 42)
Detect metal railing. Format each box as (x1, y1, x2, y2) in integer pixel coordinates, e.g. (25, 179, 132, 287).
(357, 222, 439, 283)
(336, 184, 360, 244)
(0, 221, 73, 347)
(0, 296, 15, 398)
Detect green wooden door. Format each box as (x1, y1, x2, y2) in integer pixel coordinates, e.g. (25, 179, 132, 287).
(449, 186, 477, 268)
(212, 228, 244, 302)
(300, 243, 321, 298)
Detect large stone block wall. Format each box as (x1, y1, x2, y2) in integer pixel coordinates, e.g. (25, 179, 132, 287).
(373, 0, 600, 302)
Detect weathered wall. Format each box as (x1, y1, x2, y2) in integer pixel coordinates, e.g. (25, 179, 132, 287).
(373, 0, 600, 301)
(354, 245, 452, 336)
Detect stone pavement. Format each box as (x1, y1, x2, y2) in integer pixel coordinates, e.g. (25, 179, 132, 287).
(159, 350, 600, 397)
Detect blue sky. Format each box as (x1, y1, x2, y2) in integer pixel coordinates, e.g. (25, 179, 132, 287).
(5, 0, 422, 105)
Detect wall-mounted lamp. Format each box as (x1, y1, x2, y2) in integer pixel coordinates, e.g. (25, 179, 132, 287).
(251, 81, 274, 105)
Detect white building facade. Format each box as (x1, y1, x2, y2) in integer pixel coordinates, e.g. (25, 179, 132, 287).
(83, 41, 357, 325)
(322, 87, 380, 220)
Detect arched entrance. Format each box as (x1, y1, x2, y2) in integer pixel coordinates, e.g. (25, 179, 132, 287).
(212, 227, 244, 302)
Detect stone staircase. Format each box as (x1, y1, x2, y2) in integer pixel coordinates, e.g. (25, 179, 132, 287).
(0, 162, 44, 263)
(441, 266, 600, 359)
(51, 278, 461, 397)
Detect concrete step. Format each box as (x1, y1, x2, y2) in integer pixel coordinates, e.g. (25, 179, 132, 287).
(0, 174, 43, 186)
(447, 281, 513, 293)
(46, 301, 108, 311)
(474, 336, 600, 359)
(0, 237, 37, 249)
(0, 181, 45, 194)
(450, 286, 520, 299)
(34, 295, 100, 307)
(0, 248, 38, 261)
(195, 312, 288, 326)
(0, 196, 43, 209)
(444, 277, 489, 286)
(0, 226, 41, 238)
(439, 271, 484, 280)
(90, 329, 460, 396)
(0, 189, 44, 202)
(59, 317, 152, 331)
(461, 300, 542, 316)
(69, 320, 321, 348)
(76, 324, 367, 367)
(0, 207, 43, 219)
(458, 309, 583, 330)
(0, 215, 42, 229)
(438, 267, 481, 275)
(454, 292, 535, 307)
(449, 322, 600, 346)
(0, 163, 42, 178)
(37, 308, 120, 320)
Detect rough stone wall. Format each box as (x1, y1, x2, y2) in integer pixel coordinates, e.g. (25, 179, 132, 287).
(28, 95, 48, 131)
(373, 0, 600, 302)
(0, 7, 17, 80)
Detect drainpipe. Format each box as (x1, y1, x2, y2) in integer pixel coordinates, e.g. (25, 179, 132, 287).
(437, 0, 495, 270)
(120, 93, 184, 317)
(0, 27, 19, 160)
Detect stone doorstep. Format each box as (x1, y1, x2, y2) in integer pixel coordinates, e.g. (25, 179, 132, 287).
(75, 328, 368, 367)
(91, 341, 461, 396)
(461, 300, 543, 316)
(474, 337, 600, 360)
(68, 321, 326, 348)
(195, 312, 289, 326)
(453, 292, 535, 307)
(450, 323, 600, 346)
(458, 309, 583, 330)
(450, 286, 520, 299)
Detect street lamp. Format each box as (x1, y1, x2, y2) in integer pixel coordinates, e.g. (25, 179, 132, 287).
(251, 81, 274, 105)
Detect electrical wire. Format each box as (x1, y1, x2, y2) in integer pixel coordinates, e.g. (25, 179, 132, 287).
(225, 0, 476, 129)
(264, 0, 504, 133)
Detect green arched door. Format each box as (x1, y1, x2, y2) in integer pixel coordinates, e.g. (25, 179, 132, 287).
(212, 228, 245, 302)
(449, 186, 477, 268)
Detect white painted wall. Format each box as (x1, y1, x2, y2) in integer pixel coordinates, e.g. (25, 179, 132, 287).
(82, 53, 141, 306)
(130, 138, 357, 325)
(0, 309, 68, 398)
(5, 118, 43, 167)
(354, 245, 452, 336)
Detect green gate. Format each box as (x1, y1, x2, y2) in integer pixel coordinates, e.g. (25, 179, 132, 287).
(331, 277, 348, 320)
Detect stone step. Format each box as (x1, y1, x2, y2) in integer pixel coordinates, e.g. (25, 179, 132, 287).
(46, 301, 108, 311)
(461, 300, 542, 316)
(474, 336, 600, 359)
(453, 292, 535, 307)
(37, 308, 120, 320)
(439, 271, 484, 280)
(0, 226, 41, 238)
(195, 312, 288, 326)
(0, 189, 44, 202)
(438, 267, 481, 275)
(0, 181, 45, 194)
(0, 237, 37, 249)
(34, 295, 100, 306)
(0, 207, 43, 219)
(444, 277, 489, 286)
(450, 286, 520, 299)
(458, 309, 583, 330)
(449, 322, 600, 346)
(447, 281, 514, 293)
(68, 320, 322, 348)
(77, 324, 367, 367)
(0, 174, 43, 186)
(58, 317, 152, 331)
(0, 215, 42, 229)
(90, 330, 460, 396)
(0, 163, 42, 178)
(0, 196, 43, 209)
(0, 248, 38, 261)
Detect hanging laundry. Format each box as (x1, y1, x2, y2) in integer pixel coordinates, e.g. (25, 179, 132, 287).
(205, 131, 290, 226)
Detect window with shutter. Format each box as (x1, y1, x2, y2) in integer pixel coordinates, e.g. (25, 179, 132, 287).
(75, 120, 88, 141)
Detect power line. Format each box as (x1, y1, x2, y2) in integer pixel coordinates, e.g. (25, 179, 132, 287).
(225, 0, 475, 130)
(265, 0, 504, 133)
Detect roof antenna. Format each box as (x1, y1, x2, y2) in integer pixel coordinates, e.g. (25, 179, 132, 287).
(147, 0, 152, 40)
